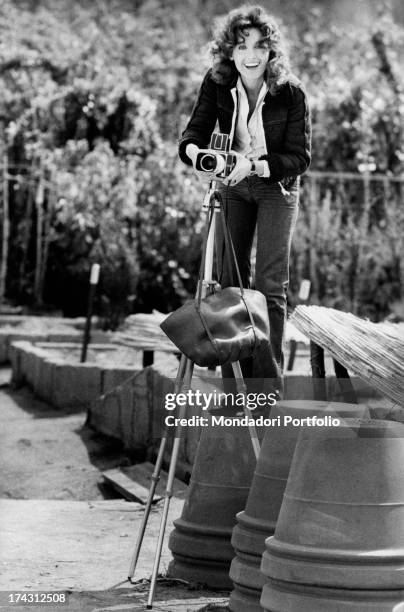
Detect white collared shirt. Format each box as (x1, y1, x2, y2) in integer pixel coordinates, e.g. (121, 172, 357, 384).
(232, 78, 270, 177)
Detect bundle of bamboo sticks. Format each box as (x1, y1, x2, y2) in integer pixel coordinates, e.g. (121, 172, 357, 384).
(290, 305, 404, 408)
(112, 311, 176, 352)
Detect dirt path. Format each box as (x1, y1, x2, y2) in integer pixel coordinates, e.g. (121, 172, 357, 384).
(0, 369, 129, 501)
(0, 368, 229, 611)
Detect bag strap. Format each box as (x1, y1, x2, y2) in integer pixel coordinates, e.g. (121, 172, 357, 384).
(218, 192, 259, 348)
(195, 189, 258, 356)
(216, 191, 246, 295)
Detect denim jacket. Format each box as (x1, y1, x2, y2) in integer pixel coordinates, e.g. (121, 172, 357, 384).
(178, 68, 311, 185)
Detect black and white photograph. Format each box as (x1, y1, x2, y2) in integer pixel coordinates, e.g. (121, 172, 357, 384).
(0, 0, 404, 610)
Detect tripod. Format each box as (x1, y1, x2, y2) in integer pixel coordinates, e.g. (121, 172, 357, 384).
(128, 182, 261, 609)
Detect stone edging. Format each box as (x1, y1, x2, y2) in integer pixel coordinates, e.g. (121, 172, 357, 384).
(0, 315, 105, 364)
(8, 337, 387, 476)
(9, 341, 135, 410)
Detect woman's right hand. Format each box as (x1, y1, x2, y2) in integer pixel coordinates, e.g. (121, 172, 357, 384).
(186, 143, 222, 184)
(185, 143, 199, 166)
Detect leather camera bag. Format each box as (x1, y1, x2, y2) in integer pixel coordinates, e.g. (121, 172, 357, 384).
(160, 194, 270, 367)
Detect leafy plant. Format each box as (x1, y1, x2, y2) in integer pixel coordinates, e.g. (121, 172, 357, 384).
(0, 0, 403, 324)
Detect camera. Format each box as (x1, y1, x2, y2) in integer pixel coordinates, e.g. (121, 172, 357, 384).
(195, 133, 237, 179)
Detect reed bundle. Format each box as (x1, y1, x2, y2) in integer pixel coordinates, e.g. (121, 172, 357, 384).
(114, 311, 309, 355)
(112, 312, 176, 352)
(291, 305, 404, 408)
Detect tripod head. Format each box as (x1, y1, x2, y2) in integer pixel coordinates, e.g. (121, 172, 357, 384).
(202, 180, 222, 213)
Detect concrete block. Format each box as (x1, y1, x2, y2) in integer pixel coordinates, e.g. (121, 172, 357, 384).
(9, 341, 31, 387)
(88, 331, 111, 343)
(27, 346, 50, 391)
(56, 316, 100, 330)
(89, 392, 122, 440)
(35, 341, 80, 353)
(118, 385, 135, 448)
(58, 316, 86, 329)
(101, 366, 137, 395)
(116, 382, 136, 448)
(25, 349, 36, 388)
(126, 369, 151, 449)
(25, 348, 45, 389)
(150, 364, 178, 440)
(87, 368, 151, 450)
(0, 315, 22, 326)
(34, 358, 54, 403)
(6, 333, 47, 363)
(46, 332, 82, 343)
(51, 362, 102, 409)
(0, 331, 9, 364)
(86, 361, 214, 468)
(19, 346, 32, 383)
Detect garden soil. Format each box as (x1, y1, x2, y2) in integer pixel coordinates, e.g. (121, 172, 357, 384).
(0, 368, 229, 611)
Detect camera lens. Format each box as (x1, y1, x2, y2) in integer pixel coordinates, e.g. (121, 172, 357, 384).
(200, 154, 217, 172)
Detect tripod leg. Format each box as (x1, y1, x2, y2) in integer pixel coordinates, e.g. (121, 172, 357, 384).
(146, 359, 194, 609)
(231, 361, 260, 460)
(127, 435, 167, 581)
(127, 354, 188, 581)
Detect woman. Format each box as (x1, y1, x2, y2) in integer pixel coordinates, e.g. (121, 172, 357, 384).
(179, 5, 311, 397)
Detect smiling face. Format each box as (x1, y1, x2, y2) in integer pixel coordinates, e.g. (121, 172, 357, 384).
(230, 27, 270, 87)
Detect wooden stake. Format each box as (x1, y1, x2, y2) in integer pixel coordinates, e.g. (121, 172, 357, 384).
(0, 153, 10, 305)
(34, 162, 45, 307)
(18, 172, 35, 294)
(39, 170, 55, 304)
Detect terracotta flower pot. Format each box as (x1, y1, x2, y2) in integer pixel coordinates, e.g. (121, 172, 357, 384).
(168, 416, 256, 589)
(229, 401, 367, 612)
(261, 418, 404, 612)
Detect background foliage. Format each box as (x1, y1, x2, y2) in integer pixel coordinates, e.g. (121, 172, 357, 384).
(0, 0, 403, 324)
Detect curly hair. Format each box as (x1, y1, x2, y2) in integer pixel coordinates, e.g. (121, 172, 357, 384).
(210, 5, 295, 95)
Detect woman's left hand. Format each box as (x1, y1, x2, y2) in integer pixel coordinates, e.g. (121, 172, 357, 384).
(222, 153, 252, 186)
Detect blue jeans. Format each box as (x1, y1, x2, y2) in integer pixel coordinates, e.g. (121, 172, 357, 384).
(216, 176, 299, 395)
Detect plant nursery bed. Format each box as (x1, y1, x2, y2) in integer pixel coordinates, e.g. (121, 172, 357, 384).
(34, 343, 142, 367)
(9, 340, 145, 410)
(0, 314, 107, 364)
